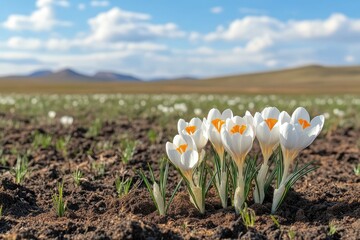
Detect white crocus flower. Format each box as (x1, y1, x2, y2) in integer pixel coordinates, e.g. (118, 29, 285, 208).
(166, 134, 199, 182)
(204, 108, 233, 208)
(272, 107, 324, 213)
(178, 118, 208, 151)
(221, 116, 255, 213)
(253, 107, 280, 204)
(166, 134, 204, 213)
(205, 108, 233, 162)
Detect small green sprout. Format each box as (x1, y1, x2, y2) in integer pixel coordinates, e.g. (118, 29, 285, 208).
(0, 148, 8, 166)
(12, 155, 29, 184)
(270, 215, 281, 228)
(239, 203, 256, 229)
(96, 141, 114, 151)
(55, 136, 71, 157)
(138, 159, 182, 216)
(147, 129, 157, 144)
(115, 177, 132, 198)
(120, 139, 137, 164)
(33, 132, 52, 149)
(10, 147, 18, 156)
(288, 228, 296, 240)
(328, 221, 337, 236)
(86, 119, 102, 137)
(0, 205, 3, 217)
(354, 164, 360, 176)
(53, 182, 66, 217)
(72, 169, 83, 186)
(92, 162, 105, 177)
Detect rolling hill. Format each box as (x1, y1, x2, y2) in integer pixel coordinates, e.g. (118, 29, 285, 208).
(0, 65, 359, 94)
(1, 68, 141, 82)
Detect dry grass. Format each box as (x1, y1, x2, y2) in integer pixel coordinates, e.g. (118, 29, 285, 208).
(1, 65, 359, 94)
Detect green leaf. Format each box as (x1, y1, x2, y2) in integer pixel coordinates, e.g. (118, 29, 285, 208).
(165, 179, 183, 213)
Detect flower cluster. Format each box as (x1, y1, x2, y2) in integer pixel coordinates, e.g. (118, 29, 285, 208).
(165, 107, 324, 214)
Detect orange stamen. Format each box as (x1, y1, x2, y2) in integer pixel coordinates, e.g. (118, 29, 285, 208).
(185, 125, 196, 134)
(176, 144, 188, 154)
(230, 124, 247, 134)
(265, 118, 278, 130)
(212, 118, 225, 132)
(298, 119, 311, 129)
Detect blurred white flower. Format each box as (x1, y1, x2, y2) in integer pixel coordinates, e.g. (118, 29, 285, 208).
(194, 108, 202, 115)
(48, 111, 56, 119)
(60, 116, 74, 126)
(333, 108, 345, 117)
(174, 103, 188, 112)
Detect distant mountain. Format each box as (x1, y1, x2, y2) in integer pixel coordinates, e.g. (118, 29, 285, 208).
(94, 71, 140, 81)
(149, 76, 198, 81)
(28, 70, 53, 77)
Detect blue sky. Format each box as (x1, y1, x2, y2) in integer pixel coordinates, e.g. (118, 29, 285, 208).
(1, 0, 360, 79)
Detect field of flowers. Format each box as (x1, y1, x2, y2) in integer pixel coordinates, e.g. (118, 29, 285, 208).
(0, 93, 358, 239)
(0, 94, 358, 129)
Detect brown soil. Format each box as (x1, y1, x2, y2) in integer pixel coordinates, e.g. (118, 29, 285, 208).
(0, 115, 359, 239)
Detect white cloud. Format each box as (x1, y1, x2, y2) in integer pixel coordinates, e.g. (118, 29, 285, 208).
(244, 36, 273, 52)
(87, 7, 185, 42)
(2, 36, 168, 52)
(7, 37, 42, 50)
(204, 13, 360, 44)
(37, 0, 70, 8)
(78, 3, 86, 10)
(3, 0, 71, 31)
(91, 0, 110, 7)
(210, 6, 223, 14)
(345, 55, 355, 63)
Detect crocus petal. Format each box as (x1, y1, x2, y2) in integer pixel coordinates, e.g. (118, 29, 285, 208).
(244, 111, 254, 125)
(240, 133, 254, 156)
(262, 107, 280, 120)
(221, 129, 236, 159)
(298, 115, 324, 149)
(256, 122, 271, 145)
(181, 150, 199, 171)
(310, 115, 325, 130)
(207, 125, 222, 149)
(253, 112, 263, 127)
(192, 129, 208, 150)
(222, 109, 233, 119)
(177, 119, 187, 134)
(173, 134, 186, 147)
(181, 133, 197, 150)
(166, 142, 182, 168)
(291, 107, 310, 124)
(279, 123, 299, 151)
(190, 117, 203, 129)
(207, 108, 221, 121)
(233, 116, 247, 126)
(279, 111, 291, 125)
(268, 124, 280, 147)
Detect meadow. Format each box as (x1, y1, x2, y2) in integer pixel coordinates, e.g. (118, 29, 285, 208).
(0, 93, 359, 239)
